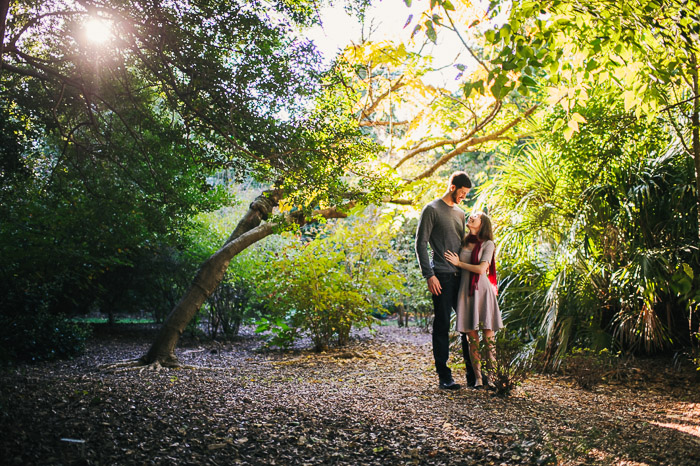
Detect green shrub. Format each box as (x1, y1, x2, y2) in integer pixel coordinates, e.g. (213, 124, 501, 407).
(481, 330, 536, 396)
(563, 347, 619, 389)
(207, 281, 245, 339)
(255, 215, 406, 352)
(0, 312, 91, 365)
(206, 254, 260, 340)
(254, 316, 302, 350)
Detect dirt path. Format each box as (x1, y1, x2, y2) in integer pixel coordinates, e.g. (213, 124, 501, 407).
(1, 325, 698, 465)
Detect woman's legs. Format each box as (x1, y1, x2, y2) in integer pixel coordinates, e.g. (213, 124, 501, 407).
(466, 330, 482, 386)
(482, 329, 496, 385)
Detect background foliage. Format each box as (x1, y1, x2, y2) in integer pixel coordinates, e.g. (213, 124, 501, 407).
(2, 0, 698, 369)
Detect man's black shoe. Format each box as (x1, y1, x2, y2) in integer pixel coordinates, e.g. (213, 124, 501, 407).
(439, 379, 462, 390)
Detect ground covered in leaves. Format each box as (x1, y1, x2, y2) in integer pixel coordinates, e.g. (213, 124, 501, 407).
(1, 323, 699, 465)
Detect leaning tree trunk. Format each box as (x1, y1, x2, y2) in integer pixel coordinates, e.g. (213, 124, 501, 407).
(141, 190, 350, 366)
(141, 190, 282, 365)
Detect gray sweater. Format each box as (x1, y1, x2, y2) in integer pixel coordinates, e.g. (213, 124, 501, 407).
(415, 198, 465, 279)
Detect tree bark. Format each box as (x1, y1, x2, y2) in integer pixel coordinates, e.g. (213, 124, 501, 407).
(691, 53, 700, 241)
(0, 0, 10, 69)
(142, 190, 282, 365)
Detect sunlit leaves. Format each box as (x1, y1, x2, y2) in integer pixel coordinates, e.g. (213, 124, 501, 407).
(0, 0, 392, 317)
(486, 0, 700, 118)
(254, 214, 406, 351)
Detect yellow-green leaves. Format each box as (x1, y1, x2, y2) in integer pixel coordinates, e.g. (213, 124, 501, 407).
(623, 90, 636, 113)
(489, 0, 699, 134)
(553, 112, 586, 141)
(425, 20, 437, 42)
(563, 112, 587, 141)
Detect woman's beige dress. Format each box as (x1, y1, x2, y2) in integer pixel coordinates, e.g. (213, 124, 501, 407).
(455, 240, 503, 333)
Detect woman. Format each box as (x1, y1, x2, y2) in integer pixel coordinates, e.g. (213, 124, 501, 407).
(445, 211, 503, 389)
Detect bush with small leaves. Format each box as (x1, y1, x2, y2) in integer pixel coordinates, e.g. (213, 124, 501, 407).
(563, 347, 619, 389)
(481, 330, 536, 396)
(254, 216, 406, 352)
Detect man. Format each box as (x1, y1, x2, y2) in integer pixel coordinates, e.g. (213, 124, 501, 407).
(415, 171, 475, 390)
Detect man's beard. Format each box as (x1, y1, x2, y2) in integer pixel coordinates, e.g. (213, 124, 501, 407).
(452, 191, 460, 203)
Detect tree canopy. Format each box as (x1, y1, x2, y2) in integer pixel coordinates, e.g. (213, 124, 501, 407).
(0, 0, 385, 316)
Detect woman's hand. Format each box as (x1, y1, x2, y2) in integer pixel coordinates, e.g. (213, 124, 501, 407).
(444, 250, 460, 267)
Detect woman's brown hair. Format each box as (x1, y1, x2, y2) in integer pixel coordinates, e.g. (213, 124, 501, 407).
(463, 212, 494, 246)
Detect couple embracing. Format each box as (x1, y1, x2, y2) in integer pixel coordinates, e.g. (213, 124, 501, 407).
(415, 171, 503, 390)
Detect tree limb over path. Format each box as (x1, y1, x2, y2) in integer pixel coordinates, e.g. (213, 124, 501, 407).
(129, 191, 351, 367)
(412, 103, 538, 181)
(131, 52, 540, 368)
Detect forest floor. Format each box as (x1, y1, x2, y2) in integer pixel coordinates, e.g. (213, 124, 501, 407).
(1, 323, 699, 466)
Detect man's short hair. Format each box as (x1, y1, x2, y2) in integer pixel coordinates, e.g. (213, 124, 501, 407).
(449, 171, 472, 189)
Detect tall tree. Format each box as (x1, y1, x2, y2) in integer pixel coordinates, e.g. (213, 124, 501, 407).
(1, 0, 383, 361)
(140, 0, 558, 366)
(480, 0, 700, 237)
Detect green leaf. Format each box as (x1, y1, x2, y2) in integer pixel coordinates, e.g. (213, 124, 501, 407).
(411, 24, 422, 39)
(682, 263, 694, 279)
(623, 90, 637, 112)
(463, 81, 474, 98)
(502, 58, 521, 71)
(528, 57, 543, 68)
(571, 112, 587, 124)
(552, 118, 566, 132)
(521, 75, 538, 88)
(491, 74, 511, 100)
(442, 0, 456, 11)
(499, 24, 512, 42)
(426, 22, 437, 43)
(484, 29, 496, 43)
(562, 125, 575, 141)
(518, 45, 534, 59)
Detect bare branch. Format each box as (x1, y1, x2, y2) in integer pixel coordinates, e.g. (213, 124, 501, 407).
(359, 75, 405, 122)
(358, 120, 409, 127)
(394, 100, 503, 170)
(7, 10, 84, 48)
(387, 198, 414, 205)
(440, 90, 480, 132)
(412, 104, 538, 181)
(443, 9, 491, 75)
(0, 60, 48, 79)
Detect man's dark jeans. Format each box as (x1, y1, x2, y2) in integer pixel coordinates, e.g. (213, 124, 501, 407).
(431, 272, 475, 385)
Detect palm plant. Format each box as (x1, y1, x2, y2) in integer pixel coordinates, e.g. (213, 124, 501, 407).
(479, 91, 698, 366)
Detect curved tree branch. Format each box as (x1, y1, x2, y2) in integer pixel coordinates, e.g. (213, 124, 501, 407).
(443, 9, 491, 75)
(394, 100, 503, 170)
(412, 103, 538, 181)
(359, 75, 405, 122)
